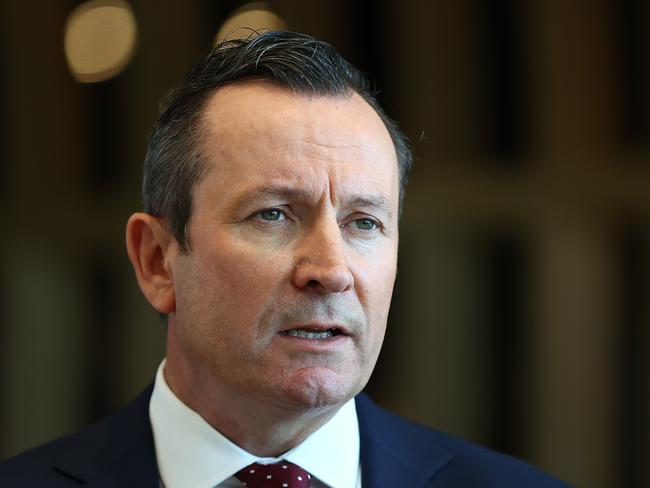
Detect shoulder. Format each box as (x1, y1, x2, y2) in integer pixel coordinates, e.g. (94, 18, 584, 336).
(0, 385, 156, 486)
(0, 417, 112, 485)
(355, 393, 573, 488)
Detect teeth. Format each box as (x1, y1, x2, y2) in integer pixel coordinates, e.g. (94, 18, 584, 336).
(285, 329, 334, 339)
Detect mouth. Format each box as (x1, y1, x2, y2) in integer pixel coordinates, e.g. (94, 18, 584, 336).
(279, 326, 347, 340)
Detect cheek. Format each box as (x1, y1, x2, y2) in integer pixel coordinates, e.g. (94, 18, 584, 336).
(354, 248, 397, 339)
(189, 240, 291, 323)
(216, 240, 288, 289)
(356, 244, 397, 301)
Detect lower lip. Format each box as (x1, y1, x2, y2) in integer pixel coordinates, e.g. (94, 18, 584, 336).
(276, 333, 350, 350)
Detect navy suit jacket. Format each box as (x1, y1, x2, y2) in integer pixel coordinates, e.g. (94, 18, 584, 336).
(0, 386, 571, 487)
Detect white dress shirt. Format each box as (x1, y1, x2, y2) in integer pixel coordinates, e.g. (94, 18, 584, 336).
(149, 360, 362, 488)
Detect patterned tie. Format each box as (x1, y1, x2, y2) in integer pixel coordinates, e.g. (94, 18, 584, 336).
(235, 461, 312, 487)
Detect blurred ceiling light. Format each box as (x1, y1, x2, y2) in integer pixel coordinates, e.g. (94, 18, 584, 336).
(64, 0, 137, 83)
(215, 2, 287, 44)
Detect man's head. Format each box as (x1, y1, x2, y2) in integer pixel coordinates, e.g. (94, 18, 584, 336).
(126, 32, 412, 425)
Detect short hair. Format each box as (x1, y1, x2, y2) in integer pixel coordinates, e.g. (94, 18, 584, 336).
(143, 30, 412, 252)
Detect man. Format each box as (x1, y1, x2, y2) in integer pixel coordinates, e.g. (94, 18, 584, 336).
(0, 31, 571, 487)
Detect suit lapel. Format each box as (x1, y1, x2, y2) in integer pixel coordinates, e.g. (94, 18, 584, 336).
(356, 394, 453, 488)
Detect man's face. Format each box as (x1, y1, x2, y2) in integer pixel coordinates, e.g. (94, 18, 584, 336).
(166, 82, 400, 411)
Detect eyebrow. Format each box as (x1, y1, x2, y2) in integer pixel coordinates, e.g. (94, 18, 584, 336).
(230, 185, 312, 208)
(346, 194, 392, 218)
(231, 184, 393, 218)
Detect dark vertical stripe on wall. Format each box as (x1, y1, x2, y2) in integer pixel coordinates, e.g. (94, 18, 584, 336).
(618, 0, 649, 148)
(484, 234, 527, 457)
(0, 11, 7, 455)
(344, 0, 398, 120)
(618, 225, 649, 487)
(79, 75, 124, 420)
(85, 80, 122, 193)
(84, 253, 122, 421)
(0, 21, 6, 206)
(475, 0, 526, 162)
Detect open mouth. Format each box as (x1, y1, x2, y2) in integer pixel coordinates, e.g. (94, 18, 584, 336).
(279, 328, 343, 339)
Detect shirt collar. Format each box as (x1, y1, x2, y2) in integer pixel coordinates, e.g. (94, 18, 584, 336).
(149, 360, 360, 488)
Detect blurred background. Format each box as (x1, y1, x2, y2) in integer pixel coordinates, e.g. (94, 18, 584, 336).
(0, 1, 648, 487)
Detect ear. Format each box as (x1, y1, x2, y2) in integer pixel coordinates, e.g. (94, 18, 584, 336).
(125, 212, 177, 314)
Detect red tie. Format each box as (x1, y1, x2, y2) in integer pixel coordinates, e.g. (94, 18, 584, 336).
(235, 461, 312, 487)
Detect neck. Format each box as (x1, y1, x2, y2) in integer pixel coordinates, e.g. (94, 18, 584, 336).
(163, 354, 341, 457)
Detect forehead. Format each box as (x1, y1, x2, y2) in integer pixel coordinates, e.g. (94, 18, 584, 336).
(195, 81, 399, 206)
(202, 82, 394, 156)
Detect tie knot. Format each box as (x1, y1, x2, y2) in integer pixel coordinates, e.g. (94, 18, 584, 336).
(235, 461, 311, 487)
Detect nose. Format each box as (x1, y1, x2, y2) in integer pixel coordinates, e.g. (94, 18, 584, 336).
(292, 217, 354, 294)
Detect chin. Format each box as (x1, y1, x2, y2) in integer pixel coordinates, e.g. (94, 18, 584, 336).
(273, 367, 363, 411)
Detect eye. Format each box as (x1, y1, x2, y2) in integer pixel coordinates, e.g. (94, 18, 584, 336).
(257, 208, 286, 221)
(354, 217, 379, 231)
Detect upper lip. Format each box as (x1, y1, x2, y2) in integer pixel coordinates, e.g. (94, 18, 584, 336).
(279, 323, 351, 336)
